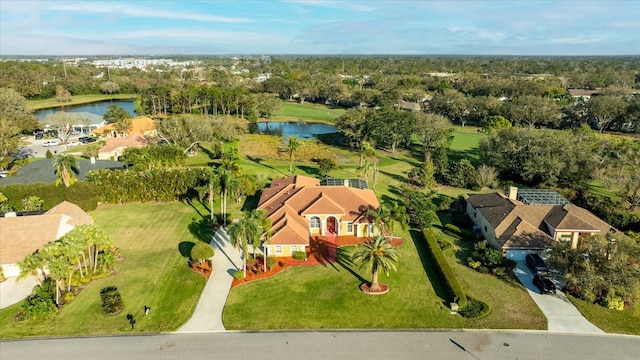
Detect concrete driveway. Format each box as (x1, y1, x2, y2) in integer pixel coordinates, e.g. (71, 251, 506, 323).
(513, 262, 604, 334)
(0, 275, 39, 309)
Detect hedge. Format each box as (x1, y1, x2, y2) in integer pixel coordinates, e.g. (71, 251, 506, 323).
(0, 182, 99, 212)
(422, 228, 468, 309)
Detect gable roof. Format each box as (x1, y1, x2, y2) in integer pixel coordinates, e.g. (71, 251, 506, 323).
(468, 192, 612, 249)
(0, 201, 92, 265)
(98, 133, 148, 154)
(93, 116, 157, 135)
(258, 175, 379, 246)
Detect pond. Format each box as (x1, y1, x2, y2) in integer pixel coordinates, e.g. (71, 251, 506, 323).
(35, 100, 135, 120)
(249, 121, 338, 139)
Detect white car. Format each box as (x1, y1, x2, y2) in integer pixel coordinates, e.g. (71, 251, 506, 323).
(42, 140, 61, 147)
(67, 141, 82, 147)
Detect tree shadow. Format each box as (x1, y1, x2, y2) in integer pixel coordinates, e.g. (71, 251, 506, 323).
(448, 149, 482, 167)
(315, 132, 348, 148)
(296, 165, 320, 177)
(179, 241, 196, 258)
(180, 197, 205, 219)
(188, 217, 214, 243)
(200, 145, 220, 161)
(409, 229, 451, 305)
(379, 169, 408, 184)
(331, 246, 368, 284)
(246, 155, 287, 176)
(241, 192, 260, 212)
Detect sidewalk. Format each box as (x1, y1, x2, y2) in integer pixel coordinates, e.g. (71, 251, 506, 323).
(176, 227, 242, 333)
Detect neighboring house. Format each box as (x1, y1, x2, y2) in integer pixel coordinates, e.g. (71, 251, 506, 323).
(568, 89, 600, 101)
(257, 175, 380, 257)
(466, 187, 612, 260)
(93, 116, 157, 139)
(396, 100, 422, 112)
(0, 201, 93, 277)
(97, 134, 148, 160)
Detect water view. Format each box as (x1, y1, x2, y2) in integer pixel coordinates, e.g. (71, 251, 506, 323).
(249, 121, 337, 139)
(35, 100, 135, 120)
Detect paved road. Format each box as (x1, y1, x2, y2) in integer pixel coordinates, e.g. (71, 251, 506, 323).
(177, 228, 242, 333)
(514, 262, 604, 334)
(1, 331, 639, 360)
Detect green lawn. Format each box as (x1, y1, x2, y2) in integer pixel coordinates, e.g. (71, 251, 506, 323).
(27, 94, 137, 111)
(569, 295, 640, 335)
(271, 101, 345, 123)
(0, 203, 206, 339)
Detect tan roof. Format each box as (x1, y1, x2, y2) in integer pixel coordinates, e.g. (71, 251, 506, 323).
(0, 201, 93, 264)
(94, 116, 157, 135)
(468, 193, 612, 249)
(98, 133, 147, 153)
(45, 201, 93, 226)
(258, 175, 379, 246)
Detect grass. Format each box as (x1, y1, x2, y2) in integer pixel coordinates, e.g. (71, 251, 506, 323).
(568, 295, 640, 335)
(0, 202, 206, 339)
(270, 101, 345, 123)
(27, 94, 137, 111)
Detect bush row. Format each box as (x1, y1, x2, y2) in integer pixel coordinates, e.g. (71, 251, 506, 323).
(422, 228, 468, 309)
(0, 182, 99, 212)
(86, 167, 210, 203)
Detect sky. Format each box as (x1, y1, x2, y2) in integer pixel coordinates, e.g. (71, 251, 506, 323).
(1, 0, 639, 56)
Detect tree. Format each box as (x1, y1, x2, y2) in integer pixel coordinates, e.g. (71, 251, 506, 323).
(587, 95, 626, 133)
(227, 217, 251, 279)
(103, 105, 131, 129)
(191, 243, 214, 264)
(382, 201, 409, 239)
(481, 115, 512, 133)
(216, 168, 232, 227)
(100, 81, 120, 95)
(157, 114, 220, 154)
(286, 136, 300, 175)
(358, 141, 375, 168)
(476, 165, 498, 190)
(317, 158, 338, 179)
(447, 158, 478, 189)
(55, 85, 72, 103)
(44, 112, 86, 142)
(351, 234, 399, 293)
(100, 286, 124, 315)
(52, 155, 79, 187)
(413, 112, 453, 161)
(502, 95, 560, 128)
(21, 196, 44, 211)
(0, 88, 40, 167)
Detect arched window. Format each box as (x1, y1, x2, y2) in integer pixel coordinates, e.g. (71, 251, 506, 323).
(310, 216, 321, 229)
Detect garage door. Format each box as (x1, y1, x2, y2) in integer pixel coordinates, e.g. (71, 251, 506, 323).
(505, 249, 538, 261)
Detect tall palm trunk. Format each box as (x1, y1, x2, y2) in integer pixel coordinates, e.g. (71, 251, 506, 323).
(370, 270, 381, 292)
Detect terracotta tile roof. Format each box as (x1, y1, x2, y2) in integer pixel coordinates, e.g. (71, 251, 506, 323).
(258, 175, 379, 246)
(0, 201, 93, 264)
(98, 133, 147, 154)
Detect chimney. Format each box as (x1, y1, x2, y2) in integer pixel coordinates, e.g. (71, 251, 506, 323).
(343, 179, 349, 187)
(508, 186, 518, 200)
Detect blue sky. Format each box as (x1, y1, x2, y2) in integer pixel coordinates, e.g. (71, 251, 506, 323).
(1, 0, 639, 56)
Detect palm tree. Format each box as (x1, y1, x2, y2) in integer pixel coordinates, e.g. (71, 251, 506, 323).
(286, 136, 300, 174)
(358, 140, 374, 168)
(383, 201, 409, 239)
(52, 154, 79, 187)
(351, 234, 399, 293)
(227, 217, 251, 278)
(217, 168, 232, 226)
(366, 206, 386, 236)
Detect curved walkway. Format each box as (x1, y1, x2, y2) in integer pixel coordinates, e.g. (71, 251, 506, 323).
(0, 275, 38, 309)
(176, 228, 242, 333)
(514, 262, 604, 334)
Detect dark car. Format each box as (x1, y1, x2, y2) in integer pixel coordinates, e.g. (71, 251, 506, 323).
(35, 132, 44, 140)
(533, 274, 556, 294)
(526, 253, 549, 275)
(79, 136, 96, 143)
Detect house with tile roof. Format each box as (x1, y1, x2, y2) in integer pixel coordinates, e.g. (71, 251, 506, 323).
(0, 201, 93, 277)
(466, 187, 612, 260)
(97, 133, 148, 160)
(257, 175, 380, 258)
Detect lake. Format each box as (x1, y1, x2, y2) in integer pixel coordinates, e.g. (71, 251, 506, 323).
(249, 122, 338, 139)
(35, 100, 135, 120)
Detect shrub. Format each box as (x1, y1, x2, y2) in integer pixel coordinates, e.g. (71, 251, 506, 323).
(0, 182, 99, 211)
(266, 256, 278, 269)
(467, 240, 513, 275)
(233, 270, 244, 280)
(459, 297, 491, 319)
(100, 286, 124, 315)
(293, 251, 307, 261)
(444, 223, 462, 236)
(190, 243, 214, 264)
(64, 291, 75, 302)
(19, 278, 57, 321)
(45, 149, 53, 158)
(438, 196, 453, 211)
(423, 229, 468, 309)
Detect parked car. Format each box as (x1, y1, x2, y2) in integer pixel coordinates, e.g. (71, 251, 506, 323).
(533, 274, 556, 294)
(35, 132, 44, 140)
(526, 253, 549, 275)
(42, 140, 61, 147)
(79, 136, 96, 143)
(67, 141, 82, 147)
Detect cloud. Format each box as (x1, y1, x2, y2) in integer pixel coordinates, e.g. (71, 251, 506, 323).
(47, 2, 254, 23)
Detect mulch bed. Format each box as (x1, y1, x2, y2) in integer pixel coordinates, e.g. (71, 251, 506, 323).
(191, 259, 212, 279)
(360, 282, 390, 295)
(231, 260, 287, 287)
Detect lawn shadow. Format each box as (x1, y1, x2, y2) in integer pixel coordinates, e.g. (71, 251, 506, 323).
(180, 197, 206, 219)
(409, 229, 451, 305)
(188, 217, 214, 243)
(327, 247, 368, 285)
(379, 169, 409, 184)
(448, 149, 482, 167)
(179, 241, 196, 258)
(200, 145, 220, 161)
(246, 155, 287, 176)
(296, 165, 320, 178)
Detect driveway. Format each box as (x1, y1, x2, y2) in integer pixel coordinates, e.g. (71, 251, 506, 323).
(0, 275, 39, 309)
(513, 262, 604, 334)
(176, 227, 242, 333)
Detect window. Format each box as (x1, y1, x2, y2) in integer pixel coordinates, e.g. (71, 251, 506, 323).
(310, 216, 321, 229)
(484, 225, 487, 232)
(346, 222, 354, 233)
(275, 246, 282, 255)
(368, 223, 374, 235)
(560, 234, 571, 240)
(291, 245, 297, 253)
